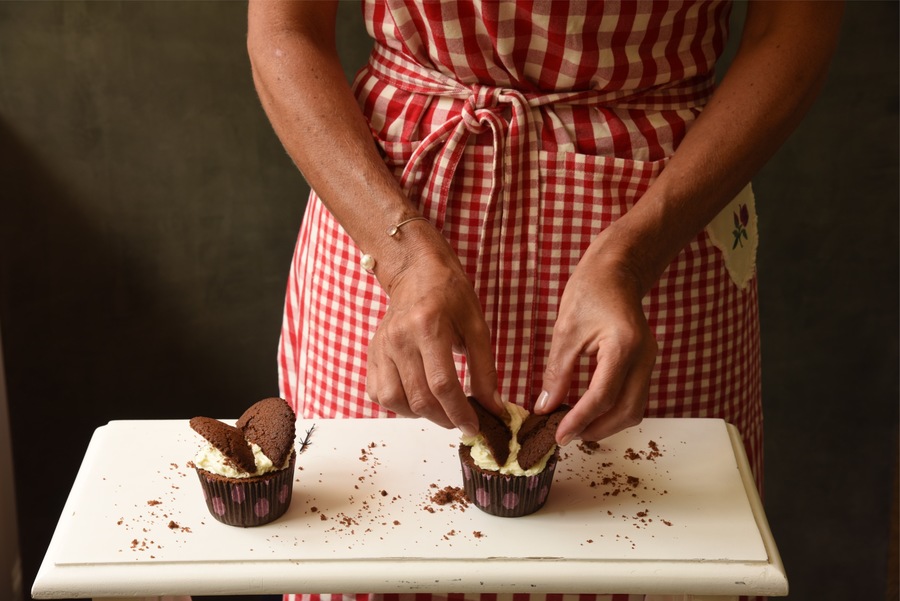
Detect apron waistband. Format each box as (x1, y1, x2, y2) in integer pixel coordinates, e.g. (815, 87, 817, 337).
(364, 43, 712, 400)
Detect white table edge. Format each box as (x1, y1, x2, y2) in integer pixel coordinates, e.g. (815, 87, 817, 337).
(31, 420, 788, 600)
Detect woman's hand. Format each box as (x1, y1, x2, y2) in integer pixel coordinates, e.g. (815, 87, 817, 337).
(535, 0, 842, 446)
(537, 243, 658, 446)
(365, 239, 503, 435)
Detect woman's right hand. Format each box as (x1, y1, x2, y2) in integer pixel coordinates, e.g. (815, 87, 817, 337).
(365, 231, 504, 436)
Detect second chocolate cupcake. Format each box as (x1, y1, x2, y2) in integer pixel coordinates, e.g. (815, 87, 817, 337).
(458, 399, 568, 518)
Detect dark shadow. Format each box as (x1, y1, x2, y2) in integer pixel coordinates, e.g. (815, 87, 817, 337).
(0, 116, 282, 600)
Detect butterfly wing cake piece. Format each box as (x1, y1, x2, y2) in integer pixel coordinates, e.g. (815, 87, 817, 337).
(236, 397, 297, 467)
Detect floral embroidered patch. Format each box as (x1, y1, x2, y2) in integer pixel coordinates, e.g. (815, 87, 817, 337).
(706, 184, 758, 290)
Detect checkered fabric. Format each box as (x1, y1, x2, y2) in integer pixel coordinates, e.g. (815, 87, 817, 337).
(280, 2, 763, 599)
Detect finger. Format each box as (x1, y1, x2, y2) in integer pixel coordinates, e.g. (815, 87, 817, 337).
(554, 346, 630, 445)
(397, 351, 456, 429)
(419, 330, 479, 436)
(536, 326, 581, 415)
(575, 359, 651, 442)
(373, 311, 458, 428)
(559, 336, 657, 444)
(367, 344, 417, 418)
(365, 350, 379, 404)
(462, 318, 504, 417)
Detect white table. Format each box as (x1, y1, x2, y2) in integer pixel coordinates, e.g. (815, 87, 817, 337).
(32, 417, 787, 600)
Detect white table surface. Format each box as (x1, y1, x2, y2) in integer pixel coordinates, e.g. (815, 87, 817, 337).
(32, 417, 787, 599)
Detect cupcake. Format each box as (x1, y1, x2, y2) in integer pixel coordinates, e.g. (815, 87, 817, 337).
(459, 398, 569, 517)
(189, 397, 297, 527)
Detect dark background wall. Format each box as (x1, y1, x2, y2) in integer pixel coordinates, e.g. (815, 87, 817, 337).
(0, 2, 896, 600)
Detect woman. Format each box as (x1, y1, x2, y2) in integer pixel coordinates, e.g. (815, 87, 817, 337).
(248, 1, 841, 599)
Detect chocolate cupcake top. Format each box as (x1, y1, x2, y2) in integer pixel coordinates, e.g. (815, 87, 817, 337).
(516, 407, 570, 470)
(190, 397, 297, 478)
(467, 397, 512, 467)
(463, 400, 569, 475)
(189, 416, 257, 474)
(236, 397, 296, 468)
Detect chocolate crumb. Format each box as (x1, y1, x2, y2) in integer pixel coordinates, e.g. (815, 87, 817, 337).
(578, 440, 601, 454)
(429, 485, 468, 507)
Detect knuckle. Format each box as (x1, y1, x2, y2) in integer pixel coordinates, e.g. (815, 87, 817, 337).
(622, 411, 644, 429)
(428, 371, 459, 399)
(381, 323, 408, 349)
(408, 305, 439, 333)
(365, 383, 378, 404)
(543, 359, 562, 381)
(376, 393, 403, 413)
(406, 393, 434, 417)
(614, 326, 642, 354)
(374, 386, 411, 416)
(467, 317, 491, 339)
(552, 318, 578, 342)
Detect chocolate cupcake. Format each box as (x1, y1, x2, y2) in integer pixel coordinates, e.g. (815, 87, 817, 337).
(459, 398, 569, 518)
(190, 397, 297, 527)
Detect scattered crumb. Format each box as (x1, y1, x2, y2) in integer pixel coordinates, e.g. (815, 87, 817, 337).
(578, 441, 601, 454)
(429, 485, 469, 507)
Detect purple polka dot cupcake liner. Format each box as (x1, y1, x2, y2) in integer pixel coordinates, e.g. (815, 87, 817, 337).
(459, 445, 558, 518)
(195, 451, 295, 527)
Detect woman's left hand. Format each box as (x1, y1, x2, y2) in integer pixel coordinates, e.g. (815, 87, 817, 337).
(536, 245, 657, 446)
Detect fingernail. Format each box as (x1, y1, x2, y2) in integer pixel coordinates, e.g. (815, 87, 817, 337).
(535, 390, 550, 413)
(558, 431, 575, 447)
(493, 391, 505, 411)
(460, 422, 479, 438)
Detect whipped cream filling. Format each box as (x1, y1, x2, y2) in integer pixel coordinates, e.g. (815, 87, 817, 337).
(461, 402, 555, 476)
(194, 441, 290, 478)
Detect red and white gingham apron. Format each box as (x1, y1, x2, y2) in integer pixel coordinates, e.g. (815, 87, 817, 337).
(280, 2, 762, 600)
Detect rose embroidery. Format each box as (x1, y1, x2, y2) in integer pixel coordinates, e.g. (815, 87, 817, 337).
(732, 203, 750, 249)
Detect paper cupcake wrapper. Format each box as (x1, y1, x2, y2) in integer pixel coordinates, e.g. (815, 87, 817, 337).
(459, 446, 558, 518)
(195, 453, 295, 527)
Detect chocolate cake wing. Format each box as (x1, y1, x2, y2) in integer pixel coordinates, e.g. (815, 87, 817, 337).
(467, 396, 512, 466)
(189, 416, 257, 473)
(516, 406, 570, 470)
(236, 397, 296, 467)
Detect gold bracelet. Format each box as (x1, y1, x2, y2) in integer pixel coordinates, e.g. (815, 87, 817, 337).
(387, 215, 429, 237)
(361, 215, 430, 273)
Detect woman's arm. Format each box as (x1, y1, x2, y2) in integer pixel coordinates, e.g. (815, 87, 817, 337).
(247, 0, 503, 432)
(539, 0, 844, 444)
